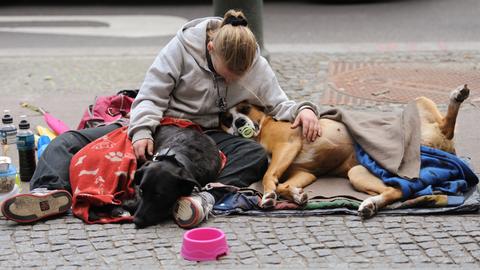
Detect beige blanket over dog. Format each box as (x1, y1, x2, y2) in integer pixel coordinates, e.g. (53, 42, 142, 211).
(320, 101, 421, 179)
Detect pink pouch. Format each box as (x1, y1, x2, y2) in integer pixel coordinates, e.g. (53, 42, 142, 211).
(77, 94, 135, 130)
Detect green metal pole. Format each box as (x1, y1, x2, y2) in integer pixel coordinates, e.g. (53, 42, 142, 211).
(213, 0, 270, 61)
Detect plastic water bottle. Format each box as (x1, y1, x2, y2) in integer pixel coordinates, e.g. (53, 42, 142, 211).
(0, 110, 18, 167)
(16, 115, 36, 182)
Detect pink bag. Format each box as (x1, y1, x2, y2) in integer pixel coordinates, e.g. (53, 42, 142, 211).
(77, 90, 137, 130)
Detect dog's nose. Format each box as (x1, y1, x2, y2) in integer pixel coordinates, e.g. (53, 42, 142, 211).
(234, 118, 247, 128)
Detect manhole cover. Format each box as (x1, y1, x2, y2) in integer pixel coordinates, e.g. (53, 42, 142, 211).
(322, 62, 480, 106)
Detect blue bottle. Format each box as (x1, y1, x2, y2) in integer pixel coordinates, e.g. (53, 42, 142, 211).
(16, 115, 36, 182)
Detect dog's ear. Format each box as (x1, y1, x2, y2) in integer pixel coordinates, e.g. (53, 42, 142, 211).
(133, 161, 150, 185)
(179, 169, 202, 192)
(237, 103, 252, 115)
(220, 111, 233, 129)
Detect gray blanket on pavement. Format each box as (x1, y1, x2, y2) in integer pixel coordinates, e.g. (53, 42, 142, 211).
(320, 101, 421, 179)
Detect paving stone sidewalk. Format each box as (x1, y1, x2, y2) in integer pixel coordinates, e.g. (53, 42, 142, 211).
(1, 50, 480, 269)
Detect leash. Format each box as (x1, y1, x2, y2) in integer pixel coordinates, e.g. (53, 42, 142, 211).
(201, 182, 263, 197)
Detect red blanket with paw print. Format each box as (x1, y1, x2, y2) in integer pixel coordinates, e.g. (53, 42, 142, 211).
(70, 126, 137, 224)
(69, 117, 226, 224)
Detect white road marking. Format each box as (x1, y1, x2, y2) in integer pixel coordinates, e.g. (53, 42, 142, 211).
(268, 42, 480, 53)
(0, 15, 188, 38)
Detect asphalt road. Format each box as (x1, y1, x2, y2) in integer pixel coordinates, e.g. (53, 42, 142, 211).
(0, 0, 479, 50)
(1, 50, 480, 269)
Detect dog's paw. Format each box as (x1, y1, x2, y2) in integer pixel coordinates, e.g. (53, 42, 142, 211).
(291, 187, 308, 205)
(451, 84, 470, 103)
(260, 192, 277, 209)
(358, 196, 379, 219)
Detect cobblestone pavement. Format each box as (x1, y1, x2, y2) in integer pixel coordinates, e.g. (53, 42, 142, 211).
(1, 50, 480, 269)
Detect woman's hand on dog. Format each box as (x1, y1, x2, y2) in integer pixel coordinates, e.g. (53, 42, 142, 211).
(133, 138, 154, 160)
(292, 108, 321, 142)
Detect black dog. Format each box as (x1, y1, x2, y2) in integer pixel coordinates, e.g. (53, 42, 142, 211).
(130, 125, 222, 228)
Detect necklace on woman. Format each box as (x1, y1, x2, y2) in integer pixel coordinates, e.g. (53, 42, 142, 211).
(217, 95, 227, 113)
(214, 75, 228, 112)
(206, 48, 228, 112)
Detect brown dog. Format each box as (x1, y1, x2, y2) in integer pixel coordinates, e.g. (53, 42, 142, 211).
(220, 85, 470, 218)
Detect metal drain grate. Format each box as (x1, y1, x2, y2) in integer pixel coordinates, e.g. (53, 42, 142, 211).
(322, 62, 480, 106)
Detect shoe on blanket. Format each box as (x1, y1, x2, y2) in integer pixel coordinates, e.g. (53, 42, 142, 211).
(1, 188, 72, 223)
(172, 191, 215, 229)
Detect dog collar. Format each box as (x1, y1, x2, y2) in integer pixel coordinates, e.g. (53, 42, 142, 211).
(153, 148, 190, 168)
(153, 148, 174, 161)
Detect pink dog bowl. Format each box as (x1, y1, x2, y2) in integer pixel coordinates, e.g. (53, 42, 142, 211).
(181, 227, 229, 261)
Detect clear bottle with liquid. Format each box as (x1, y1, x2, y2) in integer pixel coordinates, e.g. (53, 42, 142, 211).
(0, 110, 18, 168)
(16, 115, 36, 182)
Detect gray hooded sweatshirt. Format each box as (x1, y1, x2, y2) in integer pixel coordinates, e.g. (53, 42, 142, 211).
(128, 17, 318, 143)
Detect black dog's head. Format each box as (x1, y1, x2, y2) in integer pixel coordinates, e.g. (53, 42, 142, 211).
(132, 155, 199, 228)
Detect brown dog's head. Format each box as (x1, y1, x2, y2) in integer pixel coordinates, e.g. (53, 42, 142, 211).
(220, 102, 265, 139)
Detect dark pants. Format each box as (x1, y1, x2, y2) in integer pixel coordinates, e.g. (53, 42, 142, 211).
(30, 124, 121, 192)
(31, 125, 268, 201)
(206, 130, 268, 200)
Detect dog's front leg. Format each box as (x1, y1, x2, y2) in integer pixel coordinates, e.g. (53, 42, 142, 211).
(261, 142, 302, 208)
(277, 170, 317, 205)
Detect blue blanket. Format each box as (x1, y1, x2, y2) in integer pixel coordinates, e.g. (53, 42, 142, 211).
(355, 145, 479, 201)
